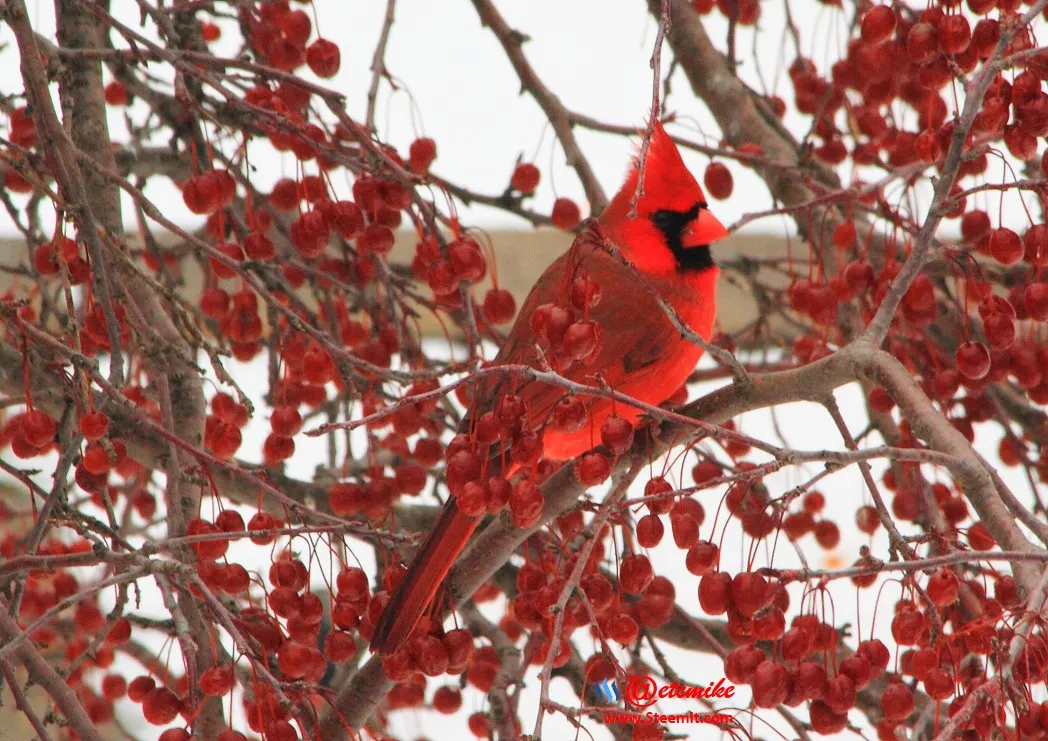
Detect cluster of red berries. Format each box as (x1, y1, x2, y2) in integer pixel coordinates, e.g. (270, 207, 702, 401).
(780, 490, 843, 548)
(3, 408, 57, 459)
(182, 169, 237, 216)
(529, 270, 605, 372)
(692, 0, 761, 25)
(245, 1, 339, 77)
(203, 391, 249, 459)
(441, 394, 544, 526)
(2, 106, 37, 193)
(33, 234, 89, 282)
(509, 162, 584, 230)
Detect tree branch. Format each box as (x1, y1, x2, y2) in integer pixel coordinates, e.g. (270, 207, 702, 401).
(469, 0, 608, 213)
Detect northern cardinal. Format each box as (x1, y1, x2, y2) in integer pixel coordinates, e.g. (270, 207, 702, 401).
(370, 121, 728, 653)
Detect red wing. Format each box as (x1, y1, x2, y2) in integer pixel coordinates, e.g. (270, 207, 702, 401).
(469, 230, 681, 431)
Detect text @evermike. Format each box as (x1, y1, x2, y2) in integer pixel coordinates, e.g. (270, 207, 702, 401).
(597, 675, 740, 726)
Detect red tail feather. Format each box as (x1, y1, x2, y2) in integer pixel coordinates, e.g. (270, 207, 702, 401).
(369, 501, 479, 653)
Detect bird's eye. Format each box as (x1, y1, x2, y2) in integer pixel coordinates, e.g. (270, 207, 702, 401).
(651, 211, 674, 229)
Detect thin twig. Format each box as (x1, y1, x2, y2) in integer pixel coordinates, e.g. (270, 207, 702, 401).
(629, 0, 671, 218)
(366, 0, 396, 132)
(469, 0, 608, 212)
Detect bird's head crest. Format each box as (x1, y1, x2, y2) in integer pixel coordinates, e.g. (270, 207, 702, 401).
(599, 121, 728, 274)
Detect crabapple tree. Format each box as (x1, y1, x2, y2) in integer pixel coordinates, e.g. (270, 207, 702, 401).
(0, 1, 1047, 741)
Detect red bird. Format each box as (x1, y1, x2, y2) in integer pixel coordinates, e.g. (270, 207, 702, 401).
(371, 122, 728, 653)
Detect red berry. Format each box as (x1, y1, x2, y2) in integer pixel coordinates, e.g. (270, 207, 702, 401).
(636, 514, 664, 548)
(968, 521, 995, 550)
(802, 490, 825, 513)
(280, 9, 312, 47)
(200, 21, 221, 42)
(78, 410, 109, 440)
(703, 162, 733, 200)
(141, 687, 181, 725)
(989, 228, 1023, 265)
(600, 415, 634, 455)
(891, 608, 926, 646)
(855, 505, 879, 534)
(412, 634, 450, 676)
(1025, 283, 1048, 320)
(199, 665, 234, 696)
(270, 406, 303, 437)
(187, 518, 228, 560)
(907, 23, 938, 64)
(606, 612, 639, 645)
(861, 6, 896, 44)
(926, 568, 959, 606)
(101, 674, 127, 700)
(104, 80, 128, 106)
(290, 210, 331, 258)
(961, 210, 991, 243)
(551, 198, 581, 230)
(575, 451, 611, 486)
(182, 173, 221, 215)
(685, 541, 719, 576)
(106, 617, 131, 643)
(795, 661, 826, 699)
(983, 312, 1015, 349)
(752, 660, 790, 708)
(262, 433, 295, 464)
(810, 700, 848, 734)
(408, 137, 437, 174)
(915, 129, 942, 164)
(561, 320, 603, 361)
(322, 202, 361, 242)
(243, 231, 275, 260)
(448, 238, 486, 283)
(127, 676, 155, 703)
(832, 221, 856, 249)
(881, 682, 914, 721)
(731, 571, 769, 617)
(698, 571, 731, 615)
(433, 685, 462, 714)
(21, 410, 56, 448)
(306, 38, 340, 77)
(938, 15, 971, 55)
(358, 223, 395, 255)
(670, 500, 702, 548)
(248, 511, 280, 545)
(825, 674, 857, 713)
(923, 667, 954, 700)
(724, 644, 764, 684)
(483, 287, 516, 324)
(814, 520, 840, 548)
(510, 163, 540, 194)
(619, 554, 654, 594)
(200, 287, 231, 319)
(956, 341, 991, 379)
(509, 480, 543, 528)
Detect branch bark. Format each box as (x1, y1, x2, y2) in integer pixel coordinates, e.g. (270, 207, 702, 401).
(469, 0, 608, 213)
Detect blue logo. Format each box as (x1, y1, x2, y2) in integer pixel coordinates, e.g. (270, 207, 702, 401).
(594, 678, 620, 704)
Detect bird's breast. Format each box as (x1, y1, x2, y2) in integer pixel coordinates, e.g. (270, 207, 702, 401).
(541, 268, 718, 462)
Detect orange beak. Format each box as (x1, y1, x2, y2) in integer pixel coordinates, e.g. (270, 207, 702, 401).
(683, 208, 729, 247)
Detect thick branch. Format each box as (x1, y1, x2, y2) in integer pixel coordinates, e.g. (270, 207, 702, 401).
(864, 349, 1043, 594)
(0, 603, 107, 741)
